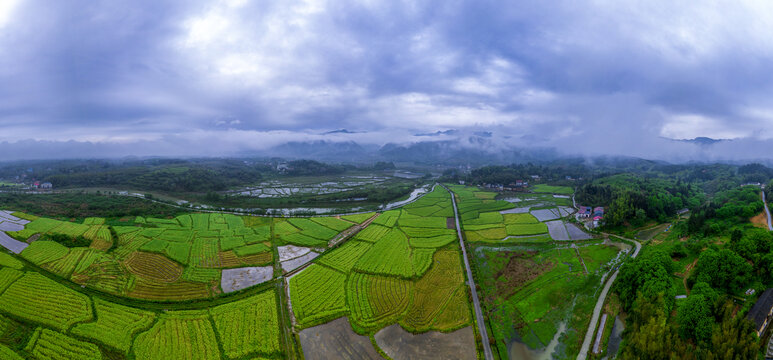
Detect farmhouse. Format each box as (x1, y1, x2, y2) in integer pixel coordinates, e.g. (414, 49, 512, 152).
(577, 206, 591, 218)
(40, 182, 52, 189)
(502, 181, 527, 192)
(483, 183, 504, 191)
(747, 288, 773, 337)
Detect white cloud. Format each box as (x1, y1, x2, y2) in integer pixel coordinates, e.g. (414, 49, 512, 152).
(660, 113, 747, 139)
(0, 0, 20, 28)
(364, 92, 517, 130)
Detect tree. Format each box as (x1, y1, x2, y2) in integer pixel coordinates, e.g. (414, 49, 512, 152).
(676, 294, 713, 343)
(615, 248, 676, 312)
(620, 294, 691, 360)
(695, 248, 751, 293)
(730, 229, 742, 244)
(689, 282, 718, 309)
(706, 302, 759, 359)
(745, 228, 772, 254)
(607, 192, 634, 226)
(759, 252, 773, 283)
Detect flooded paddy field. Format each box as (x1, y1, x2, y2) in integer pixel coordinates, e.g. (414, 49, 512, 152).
(229, 175, 391, 198)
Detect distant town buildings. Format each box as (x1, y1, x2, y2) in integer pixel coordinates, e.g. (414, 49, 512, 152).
(480, 181, 528, 192)
(40, 182, 52, 189)
(748, 288, 773, 337)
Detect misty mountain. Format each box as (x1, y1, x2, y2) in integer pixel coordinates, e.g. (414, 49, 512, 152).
(378, 136, 560, 165)
(322, 129, 362, 135)
(265, 140, 372, 163)
(414, 129, 459, 137)
(674, 137, 726, 146)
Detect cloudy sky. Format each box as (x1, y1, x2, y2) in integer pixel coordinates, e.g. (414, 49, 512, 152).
(1, 0, 773, 160)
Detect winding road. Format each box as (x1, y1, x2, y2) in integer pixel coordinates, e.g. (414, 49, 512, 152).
(441, 184, 494, 360)
(577, 234, 641, 360)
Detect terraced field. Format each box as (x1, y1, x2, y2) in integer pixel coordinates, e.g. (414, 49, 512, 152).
(0, 259, 285, 359)
(288, 186, 477, 355)
(7, 212, 357, 301)
(0, 183, 485, 358)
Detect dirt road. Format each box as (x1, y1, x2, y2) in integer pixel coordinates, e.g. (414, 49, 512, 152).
(441, 184, 494, 360)
(577, 234, 641, 360)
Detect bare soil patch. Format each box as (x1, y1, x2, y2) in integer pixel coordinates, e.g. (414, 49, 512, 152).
(298, 317, 381, 360)
(751, 211, 768, 229)
(374, 324, 476, 360)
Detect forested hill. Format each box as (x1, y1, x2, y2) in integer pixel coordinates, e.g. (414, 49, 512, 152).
(575, 174, 703, 226)
(0, 159, 352, 193)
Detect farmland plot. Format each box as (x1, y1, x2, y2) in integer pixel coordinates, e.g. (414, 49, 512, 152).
(546, 220, 570, 241)
(220, 266, 273, 293)
(315, 240, 371, 272)
(566, 223, 592, 240)
(280, 251, 319, 272)
(348, 272, 413, 332)
(0, 273, 93, 331)
(354, 228, 415, 278)
(25, 327, 103, 360)
(0, 232, 28, 254)
(209, 290, 281, 358)
(71, 298, 156, 353)
(531, 208, 562, 222)
(133, 310, 221, 360)
(289, 264, 348, 328)
(299, 317, 381, 360)
(400, 250, 466, 332)
(375, 324, 476, 360)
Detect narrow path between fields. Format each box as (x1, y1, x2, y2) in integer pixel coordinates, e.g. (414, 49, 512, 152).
(762, 189, 773, 231)
(440, 184, 494, 360)
(577, 234, 641, 360)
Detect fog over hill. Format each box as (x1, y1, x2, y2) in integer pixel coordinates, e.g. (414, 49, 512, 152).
(1, 132, 772, 167)
(2, 1, 773, 164)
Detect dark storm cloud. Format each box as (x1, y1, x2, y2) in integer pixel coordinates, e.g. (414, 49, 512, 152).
(0, 0, 772, 160)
